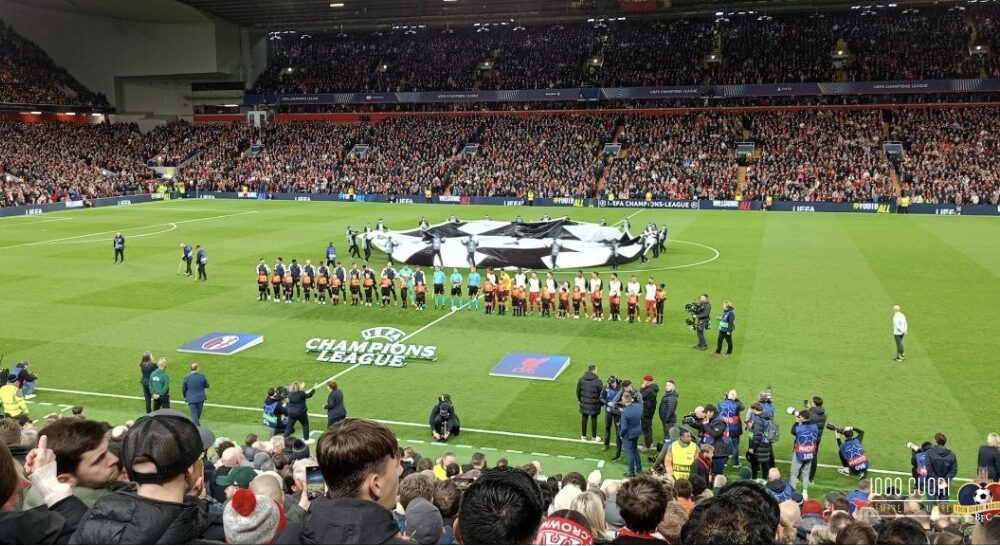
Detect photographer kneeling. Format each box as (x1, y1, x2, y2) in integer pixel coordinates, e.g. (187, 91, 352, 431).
(687, 294, 712, 351)
(430, 394, 461, 442)
(833, 426, 869, 479)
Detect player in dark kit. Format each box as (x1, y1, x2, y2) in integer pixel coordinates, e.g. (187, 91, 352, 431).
(196, 245, 207, 281)
(349, 264, 361, 305)
(329, 272, 342, 305)
(655, 284, 668, 325)
(282, 268, 294, 302)
(289, 259, 302, 300)
(180, 242, 193, 276)
(362, 265, 376, 306)
(380, 275, 392, 307)
(381, 262, 398, 304)
(113, 232, 125, 263)
(414, 267, 427, 310)
(272, 258, 286, 302)
(301, 260, 315, 302)
(347, 227, 360, 258)
(256, 259, 270, 301)
(315, 264, 329, 304)
(333, 262, 347, 301)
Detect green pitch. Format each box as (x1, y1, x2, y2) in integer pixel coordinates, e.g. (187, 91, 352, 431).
(1, 200, 996, 492)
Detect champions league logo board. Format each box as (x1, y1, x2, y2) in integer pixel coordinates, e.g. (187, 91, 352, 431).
(306, 327, 438, 368)
(490, 353, 572, 381)
(178, 332, 264, 356)
(367, 218, 649, 269)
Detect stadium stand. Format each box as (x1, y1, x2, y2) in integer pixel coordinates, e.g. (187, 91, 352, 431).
(250, 6, 1000, 95)
(0, 21, 109, 108)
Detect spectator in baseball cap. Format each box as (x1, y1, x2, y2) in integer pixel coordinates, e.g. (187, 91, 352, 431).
(70, 414, 213, 544)
(217, 466, 258, 500)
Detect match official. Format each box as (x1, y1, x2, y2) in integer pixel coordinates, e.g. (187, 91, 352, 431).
(181, 363, 209, 426)
(892, 305, 908, 362)
(113, 232, 125, 263)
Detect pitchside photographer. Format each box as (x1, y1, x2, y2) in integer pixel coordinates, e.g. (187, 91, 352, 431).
(806, 396, 828, 482)
(833, 424, 869, 479)
(430, 394, 461, 441)
(686, 294, 712, 351)
(786, 407, 818, 497)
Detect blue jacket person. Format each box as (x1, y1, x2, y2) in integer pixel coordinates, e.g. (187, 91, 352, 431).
(714, 301, 735, 356)
(182, 363, 209, 426)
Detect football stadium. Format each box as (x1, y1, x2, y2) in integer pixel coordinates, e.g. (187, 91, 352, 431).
(1, 0, 999, 544)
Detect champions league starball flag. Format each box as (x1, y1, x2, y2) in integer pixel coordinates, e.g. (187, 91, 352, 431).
(368, 219, 646, 269)
(178, 332, 264, 356)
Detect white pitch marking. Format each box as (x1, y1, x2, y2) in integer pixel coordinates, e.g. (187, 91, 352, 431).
(0, 210, 258, 250)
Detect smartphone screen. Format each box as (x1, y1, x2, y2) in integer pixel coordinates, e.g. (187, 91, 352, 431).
(306, 465, 325, 500)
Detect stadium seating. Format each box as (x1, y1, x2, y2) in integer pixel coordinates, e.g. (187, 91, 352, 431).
(0, 21, 108, 107)
(251, 6, 999, 95)
(4, 106, 1000, 208)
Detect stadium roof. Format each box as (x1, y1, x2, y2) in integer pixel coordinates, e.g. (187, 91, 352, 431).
(177, 0, 967, 31)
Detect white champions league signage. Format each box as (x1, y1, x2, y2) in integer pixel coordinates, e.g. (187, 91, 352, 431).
(305, 327, 437, 368)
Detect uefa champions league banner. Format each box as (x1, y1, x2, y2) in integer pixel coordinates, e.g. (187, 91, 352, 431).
(0, 193, 156, 217)
(243, 79, 1000, 106)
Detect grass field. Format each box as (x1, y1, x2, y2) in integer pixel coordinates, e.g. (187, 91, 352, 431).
(1, 199, 997, 493)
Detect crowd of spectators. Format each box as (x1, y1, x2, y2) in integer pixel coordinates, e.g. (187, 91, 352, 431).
(0, 122, 159, 208)
(3, 406, 999, 545)
(741, 110, 896, 204)
(451, 115, 615, 199)
(602, 113, 739, 200)
(250, 6, 1000, 96)
(3, 105, 999, 208)
(0, 21, 108, 107)
(891, 107, 1000, 206)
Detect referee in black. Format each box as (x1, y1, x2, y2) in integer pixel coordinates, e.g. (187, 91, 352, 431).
(113, 232, 125, 263)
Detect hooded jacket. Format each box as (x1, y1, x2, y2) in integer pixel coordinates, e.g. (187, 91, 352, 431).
(576, 371, 603, 416)
(925, 445, 958, 481)
(639, 383, 659, 419)
(275, 497, 411, 545)
(70, 491, 209, 545)
(0, 497, 89, 544)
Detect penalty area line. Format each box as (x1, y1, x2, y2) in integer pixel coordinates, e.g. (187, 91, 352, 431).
(30, 386, 972, 481)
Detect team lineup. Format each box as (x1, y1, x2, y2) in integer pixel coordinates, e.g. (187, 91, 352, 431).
(250, 214, 682, 323)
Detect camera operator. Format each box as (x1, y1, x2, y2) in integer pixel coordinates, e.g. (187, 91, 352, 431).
(788, 408, 818, 497)
(806, 397, 827, 482)
(689, 294, 711, 351)
(262, 387, 288, 437)
(908, 441, 932, 489)
(834, 426, 869, 479)
(718, 390, 744, 468)
(430, 394, 461, 441)
(698, 404, 733, 476)
(600, 376, 623, 458)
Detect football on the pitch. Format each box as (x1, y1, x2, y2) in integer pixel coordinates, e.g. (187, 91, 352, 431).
(451, 306, 458, 311)
(973, 487, 993, 504)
